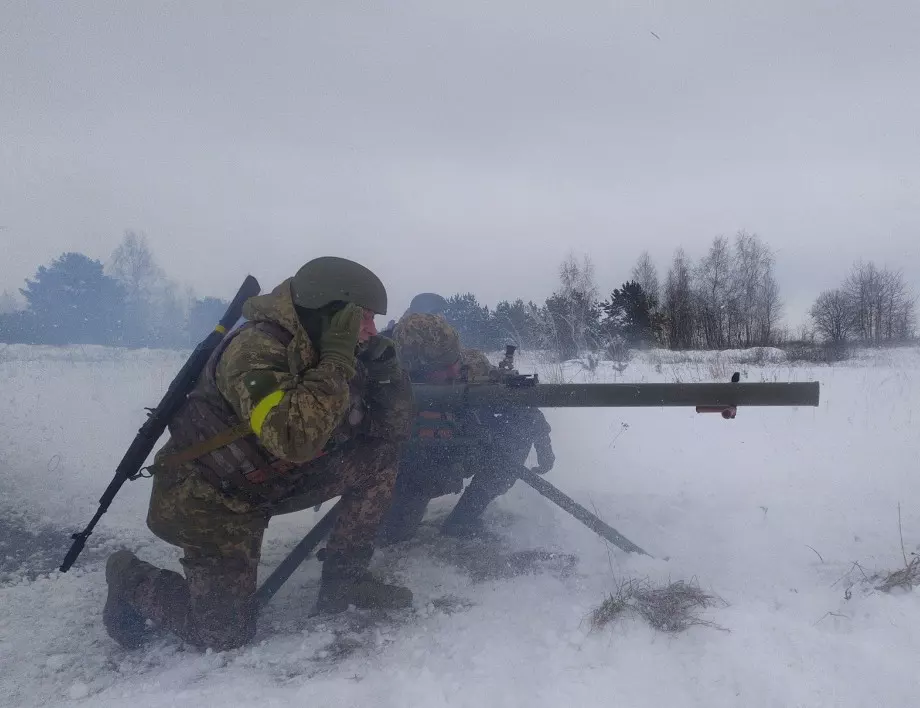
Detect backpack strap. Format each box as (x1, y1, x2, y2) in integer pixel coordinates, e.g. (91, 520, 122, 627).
(154, 421, 253, 470)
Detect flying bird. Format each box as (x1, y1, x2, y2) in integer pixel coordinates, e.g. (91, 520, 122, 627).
(650, 31, 661, 40)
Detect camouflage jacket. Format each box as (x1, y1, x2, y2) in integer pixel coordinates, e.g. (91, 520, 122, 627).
(157, 278, 413, 503)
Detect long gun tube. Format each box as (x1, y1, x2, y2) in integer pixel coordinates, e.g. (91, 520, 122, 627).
(413, 381, 820, 411)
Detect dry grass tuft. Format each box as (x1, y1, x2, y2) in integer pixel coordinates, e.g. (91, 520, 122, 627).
(835, 504, 919, 598)
(591, 578, 728, 634)
(875, 555, 920, 593)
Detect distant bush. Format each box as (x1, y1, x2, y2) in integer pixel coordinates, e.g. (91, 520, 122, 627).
(783, 341, 850, 364)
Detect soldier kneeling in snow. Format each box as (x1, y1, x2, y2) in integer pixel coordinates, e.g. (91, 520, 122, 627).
(103, 257, 415, 652)
(378, 294, 554, 542)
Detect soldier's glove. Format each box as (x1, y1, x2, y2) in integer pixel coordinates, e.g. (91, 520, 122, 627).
(360, 335, 402, 383)
(320, 303, 363, 378)
(532, 441, 555, 475)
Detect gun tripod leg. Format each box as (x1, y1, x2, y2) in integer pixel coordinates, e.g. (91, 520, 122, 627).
(254, 500, 341, 610)
(516, 466, 652, 557)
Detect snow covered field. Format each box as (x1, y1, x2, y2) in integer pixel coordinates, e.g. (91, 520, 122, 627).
(1, 343, 919, 707)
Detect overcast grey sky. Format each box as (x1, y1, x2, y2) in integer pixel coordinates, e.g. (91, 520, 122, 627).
(2, 1, 919, 327)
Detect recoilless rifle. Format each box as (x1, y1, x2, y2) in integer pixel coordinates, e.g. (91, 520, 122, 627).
(253, 344, 820, 607)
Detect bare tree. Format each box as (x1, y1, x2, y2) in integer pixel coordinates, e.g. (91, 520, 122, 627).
(895, 298, 917, 340)
(541, 252, 601, 360)
(881, 267, 916, 341)
(810, 289, 853, 343)
(110, 231, 163, 299)
(756, 267, 783, 346)
(843, 261, 916, 345)
(558, 251, 599, 302)
(108, 230, 182, 347)
(796, 323, 816, 344)
(664, 248, 696, 349)
(631, 251, 660, 305)
(694, 236, 735, 349)
(732, 231, 780, 346)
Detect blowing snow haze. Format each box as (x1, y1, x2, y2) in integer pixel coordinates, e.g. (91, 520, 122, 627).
(2, 1, 919, 325)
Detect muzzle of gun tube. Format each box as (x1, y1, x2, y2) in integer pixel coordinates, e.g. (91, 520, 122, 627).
(695, 405, 737, 419)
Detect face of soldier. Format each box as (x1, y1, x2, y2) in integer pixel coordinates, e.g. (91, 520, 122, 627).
(359, 308, 378, 343)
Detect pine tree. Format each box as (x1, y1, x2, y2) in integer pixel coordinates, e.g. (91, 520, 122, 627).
(19, 252, 125, 345)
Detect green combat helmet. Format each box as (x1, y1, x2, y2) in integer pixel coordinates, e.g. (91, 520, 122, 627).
(406, 292, 448, 316)
(291, 256, 388, 314)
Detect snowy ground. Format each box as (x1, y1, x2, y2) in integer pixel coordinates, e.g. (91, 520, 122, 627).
(1, 343, 919, 707)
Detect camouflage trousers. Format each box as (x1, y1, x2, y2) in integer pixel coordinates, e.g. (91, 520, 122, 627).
(380, 448, 521, 542)
(125, 439, 399, 651)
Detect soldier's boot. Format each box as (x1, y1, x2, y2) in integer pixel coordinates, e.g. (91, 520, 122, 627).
(440, 487, 494, 538)
(377, 493, 430, 545)
(312, 548, 413, 615)
(103, 550, 155, 649)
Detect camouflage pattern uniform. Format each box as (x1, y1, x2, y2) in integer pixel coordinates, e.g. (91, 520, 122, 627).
(381, 313, 554, 542)
(390, 313, 462, 375)
(109, 278, 413, 651)
(459, 347, 495, 380)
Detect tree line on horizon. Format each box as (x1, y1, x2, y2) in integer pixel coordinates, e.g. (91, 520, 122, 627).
(0, 232, 228, 348)
(433, 232, 916, 360)
(1, 230, 916, 359)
